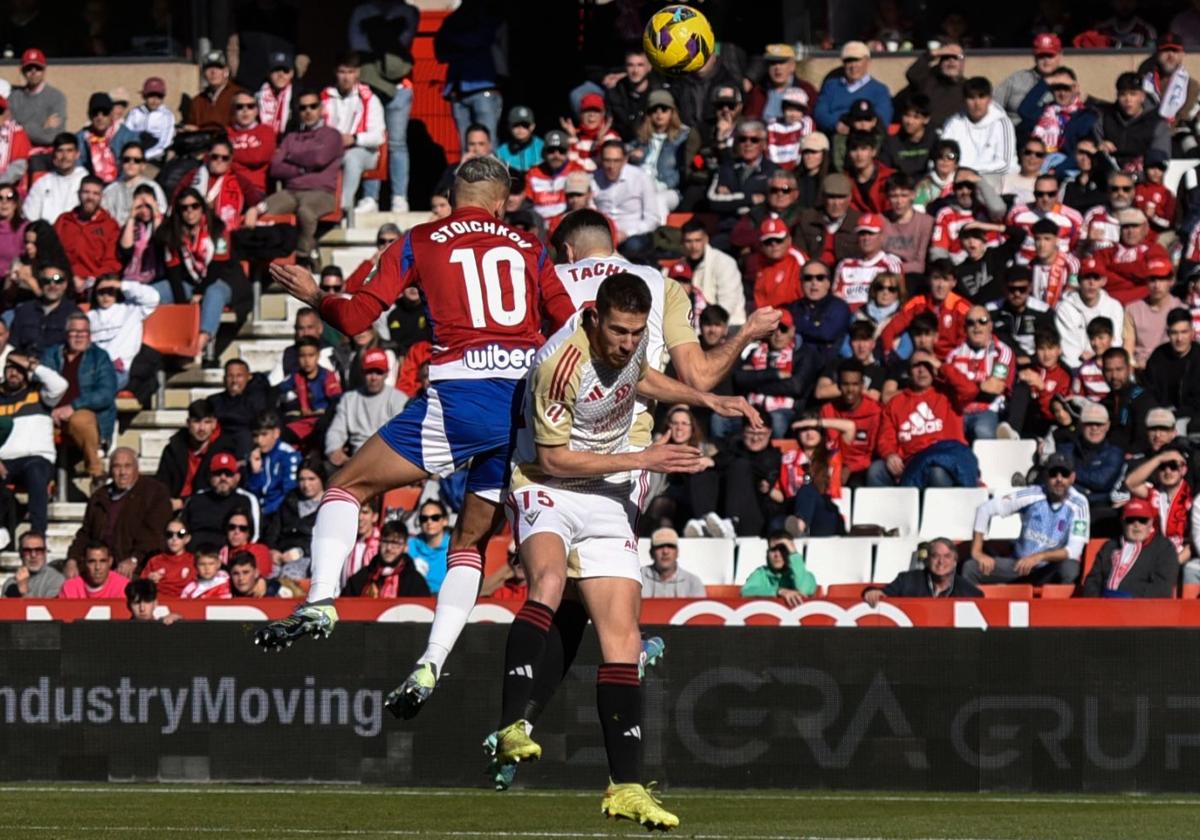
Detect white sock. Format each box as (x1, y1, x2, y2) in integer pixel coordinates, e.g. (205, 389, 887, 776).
(419, 549, 483, 673)
(306, 487, 361, 603)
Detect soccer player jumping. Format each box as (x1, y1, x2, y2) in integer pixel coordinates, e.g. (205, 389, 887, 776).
(255, 157, 574, 694)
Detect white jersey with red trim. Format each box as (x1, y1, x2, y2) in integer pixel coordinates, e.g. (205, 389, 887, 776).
(1082, 206, 1120, 251)
(946, 337, 1016, 413)
(1006, 203, 1083, 264)
(833, 250, 904, 308)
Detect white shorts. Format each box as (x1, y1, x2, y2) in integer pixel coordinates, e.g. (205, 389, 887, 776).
(505, 483, 641, 583)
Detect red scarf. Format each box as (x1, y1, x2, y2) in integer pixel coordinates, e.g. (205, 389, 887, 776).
(1150, 483, 1192, 553)
(85, 123, 119, 183)
(321, 83, 373, 133)
(1106, 536, 1149, 591)
(747, 343, 794, 412)
(1033, 96, 1082, 152)
(171, 217, 224, 281)
(1036, 253, 1072, 308)
(367, 556, 406, 598)
(0, 120, 26, 173)
(258, 82, 293, 136)
(182, 421, 222, 498)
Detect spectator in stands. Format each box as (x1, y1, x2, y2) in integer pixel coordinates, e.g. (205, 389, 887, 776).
(275, 461, 323, 576)
(1094, 72, 1170, 173)
(868, 350, 973, 488)
(1055, 257, 1125, 369)
(771, 412, 854, 537)
(814, 42, 893, 134)
(252, 52, 298, 140)
(1137, 151, 1176, 240)
(155, 187, 250, 363)
(1143, 309, 1200, 423)
(102, 144, 167, 225)
(67, 446, 170, 572)
(344, 520, 430, 597)
(1139, 33, 1199, 156)
(901, 45, 966, 132)
(833, 214, 903, 311)
(0, 187, 26, 283)
(1072, 317, 1116, 401)
(497, 105, 542, 173)
(209, 359, 271, 460)
(0, 88, 31, 188)
(714, 414, 781, 536)
(341, 499, 381, 586)
(40, 312, 114, 483)
(277, 335, 342, 452)
(791, 259, 851, 366)
(23, 133, 86, 222)
(940, 78, 1017, 186)
(592, 139, 661, 262)
(178, 140, 252, 231)
(1058, 402, 1125, 533)
(751, 217, 805, 309)
(1000, 139, 1048, 206)
(794, 174, 861, 267)
(1125, 437, 1193, 562)
(830, 100, 885, 174)
(988, 268, 1054, 364)
(127, 579, 181, 623)
(9, 261, 78, 356)
(794, 133, 830, 208)
(707, 119, 776, 227)
(1125, 273, 1183, 369)
(1081, 497, 1177, 597)
(881, 95, 934, 179)
(1061, 138, 1106, 213)
(3, 531, 62, 598)
(180, 545, 230, 599)
(524, 130, 583, 222)
(1025, 68, 1087, 166)
(322, 51, 385, 213)
(229, 550, 279, 597)
(247, 409, 301, 547)
(954, 222, 1022, 305)
(6, 220, 65, 303)
(730, 169, 803, 256)
(604, 47, 663, 141)
(914, 138, 960, 210)
(628, 89, 693, 215)
(156, 398, 238, 510)
(75, 93, 137, 185)
(646, 405, 721, 537)
(325, 347, 407, 468)
(929, 170, 1006, 265)
(640, 527, 705, 598)
(561, 93, 620, 174)
(124, 77, 175, 167)
(87, 276, 160, 404)
(764, 88, 814, 169)
(481, 543, 526, 600)
(740, 533, 816, 605)
(945, 304, 1016, 442)
(406, 499, 449, 594)
(184, 450, 261, 550)
(844, 131, 893, 215)
(140, 517, 195, 598)
(678, 220, 744, 329)
(1092, 208, 1172, 306)
(9, 49, 66, 151)
(818, 357, 883, 486)
(864, 536, 982, 604)
(267, 307, 337, 385)
(434, 0, 504, 144)
(1005, 329, 1073, 439)
(54, 176, 120, 290)
(964, 451, 1089, 585)
(59, 542, 129, 599)
(117, 187, 165, 288)
(1081, 173, 1135, 252)
(1099, 347, 1156, 452)
(187, 50, 244, 131)
(879, 175, 930, 281)
(228, 92, 275, 207)
(260, 89, 344, 263)
(881, 260, 971, 360)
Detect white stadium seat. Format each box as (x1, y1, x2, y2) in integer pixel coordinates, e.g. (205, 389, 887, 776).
(973, 439, 1037, 491)
(852, 487, 919, 536)
(803, 538, 874, 587)
(638, 537, 735, 585)
(919, 487, 989, 541)
(872, 537, 920, 583)
(734, 537, 768, 586)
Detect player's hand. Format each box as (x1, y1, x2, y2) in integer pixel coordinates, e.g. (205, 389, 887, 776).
(705, 395, 763, 428)
(864, 588, 884, 607)
(742, 306, 783, 341)
(973, 552, 995, 575)
(639, 443, 707, 475)
(270, 263, 321, 307)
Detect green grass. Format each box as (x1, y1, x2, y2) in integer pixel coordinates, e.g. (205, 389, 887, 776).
(2, 785, 1200, 839)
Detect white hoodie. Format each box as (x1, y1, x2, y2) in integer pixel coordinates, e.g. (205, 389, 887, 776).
(88, 281, 160, 376)
(940, 102, 1017, 177)
(1054, 288, 1125, 368)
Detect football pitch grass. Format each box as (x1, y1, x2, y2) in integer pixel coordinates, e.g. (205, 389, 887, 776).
(1, 785, 1198, 840)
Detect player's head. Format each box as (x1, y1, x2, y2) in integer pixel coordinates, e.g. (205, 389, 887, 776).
(452, 155, 511, 218)
(588, 272, 652, 369)
(552, 208, 614, 262)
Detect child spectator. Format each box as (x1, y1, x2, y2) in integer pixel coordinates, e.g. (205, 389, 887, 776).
(1134, 151, 1176, 240)
(246, 409, 301, 547)
(126, 578, 181, 623)
(1006, 330, 1073, 438)
(140, 518, 194, 598)
(274, 462, 324, 580)
(342, 500, 381, 587)
(229, 551, 281, 598)
(276, 336, 343, 452)
(1072, 317, 1115, 401)
(833, 214, 904, 310)
(123, 77, 175, 165)
(343, 520, 430, 597)
(765, 88, 813, 169)
(180, 545, 231, 599)
(59, 542, 129, 599)
(881, 94, 934, 178)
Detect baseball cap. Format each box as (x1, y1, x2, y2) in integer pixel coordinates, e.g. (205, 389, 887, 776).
(1146, 256, 1174, 278)
(210, 452, 238, 473)
(764, 43, 796, 62)
(268, 51, 294, 71)
(1078, 256, 1105, 277)
(142, 76, 167, 96)
(362, 348, 390, 373)
(563, 171, 591, 195)
(21, 48, 46, 69)
(800, 132, 829, 152)
(822, 173, 851, 197)
(1122, 497, 1156, 520)
(841, 41, 870, 60)
(580, 93, 606, 113)
(202, 49, 228, 69)
(759, 216, 789, 242)
(1116, 72, 1142, 92)
(1159, 32, 1185, 51)
(507, 105, 534, 127)
(667, 261, 693, 281)
(1043, 451, 1075, 473)
(781, 87, 809, 109)
(647, 89, 676, 110)
(1146, 407, 1177, 430)
(1145, 149, 1170, 170)
(1033, 33, 1062, 55)
(847, 99, 876, 121)
(856, 213, 884, 234)
(650, 527, 679, 548)
(544, 129, 569, 150)
(1116, 208, 1147, 225)
(1080, 403, 1109, 424)
(88, 92, 114, 115)
(778, 308, 795, 329)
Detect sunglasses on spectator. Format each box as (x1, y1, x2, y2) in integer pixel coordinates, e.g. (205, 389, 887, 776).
(298, 102, 321, 111)
(649, 105, 673, 113)
(21, 546, 46, 555)
(802, 272, 830, 281)
(41, 273, 68, 285)
(1158, 462, 1183, 472)
(1034, 190, 1057, 197)
(761, 236, 787, 246)
(121, 155, 144, 163)
(377, 237, 398, 247)
(209, 153, 231, 161)
(320, 283, 343, 292)
(179, 202, 202, 211)
(953, 182, 974, 190)
(966, 317, 990, 326)
(227, 523, 251, 532)
(776, 324, 792, 334)
(1110, 185, 1133, 192)
(1022, 148, 1046, 157)
(0, 193, 16, 202)
(1047, 468, 1072, 478)
(769, 186, 795, 194)
(737, 135, 763, 144)
(1049, 84, 1074, 93)
(545, 146, 567, 154)
(419, 514, 444, 523)
(165, 528, 188, 539)
(213, 469, 237, 478)
(875, 284, 898, 293)
(1007, 285, 1030, 294)
(95, 286, 119, 297)
(1125, 517, 1152, 525)
(937, 152, 958, 161)
(91, 108, 112, 117)
(234, 102, 258, 110)
(714, 100, 738, 109)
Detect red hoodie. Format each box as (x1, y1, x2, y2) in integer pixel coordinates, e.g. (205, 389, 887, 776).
(54, 207, 121, 280)
(876, 374, 968, 462)
(1091, 241, 1171, 305)
(879, 291, 972, 360)
(230, 122, 277, 202)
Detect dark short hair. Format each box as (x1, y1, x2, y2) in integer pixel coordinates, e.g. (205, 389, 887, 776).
(80, 175, 105, 191)
(553, 208, 613, 249)
(320, 265, 344, 279)
(599, 138, 626, 156)
(1086, 317, 1114, 338)
(1034, 329, 1061, 348)
(910, 311, 938, 335)
(1167, 307, 1193, 328)
(295, 335, 321, 351)
(84, 540, 111, 557)
(900, 92, 931, 118)
(222, 508, 253, 530)
(254, 410, 281, 431)
(229, 551, 258, 570)
(928, 258, 956, 279)
(187, 398, 216, 420)
(336, 51, 363, 69)
(886, 171, 916, 192)
(846, 131, 876, 151)
(1005, 266, 1033, 285)
(52, 132, 78, 150)
(1102, 346, 1130, 365)
(465, 122, 490, 139)
(1051, 66, 1077, 81)
(848, 320, 875, 341)
(380, 520, 409, 541)
(595, 272, 652, 318)
(681, 218, 708, 236)
(838, 357, 866, 378)
(699, 304, 729, 326)
(192, 543, 222, 560)
(932, 139, 960, 159)
(224, 358, 250, 373)
(126, 578, 157, 603)
(963, 77, 993, 98)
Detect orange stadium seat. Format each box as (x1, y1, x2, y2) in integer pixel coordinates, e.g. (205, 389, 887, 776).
(483, 535, 513, 577)
(1181, 584, 1200, 600)
(825, 583, 870, 600)
(705, 584, 742, 598)
(382, 485, 423, 516)
(364, 136, 389, 182)
(142, 304, 203, 357)
(1038, 584, 1076, 599)
(980, 584, 1035, 600)
(770, 439, 798, 453)
(1081, 538, 1107, 586)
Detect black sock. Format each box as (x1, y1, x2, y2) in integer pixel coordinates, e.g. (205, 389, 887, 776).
(524, 599, 589, 724)
(596, 662, 642, 783)
(499, 600, 555, 726)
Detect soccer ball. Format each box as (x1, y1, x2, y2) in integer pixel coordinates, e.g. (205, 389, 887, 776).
(643, 5, 715, 75)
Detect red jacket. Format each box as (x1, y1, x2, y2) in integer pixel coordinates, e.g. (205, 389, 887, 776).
(820, 395, 882, 474)
(140, 551, 195, 598)
(879, 291, 972, 360)
(849, 163, 895, 214)
(876, 379, 967, 463)
(1026, 362, 1073, 420)
(752, 247, 807, 309)
(230, 122, 276, 203)
(1092, 241, 1171, 305)
(54, 207, 121, 280)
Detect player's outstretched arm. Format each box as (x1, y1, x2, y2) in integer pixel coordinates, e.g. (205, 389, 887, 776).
(669, 304, 783, 391)
(637, 368, 764, 429)
(536, 442, 707, 478)
(270, 260, 391, 337)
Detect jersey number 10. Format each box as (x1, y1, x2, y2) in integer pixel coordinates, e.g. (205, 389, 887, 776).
(448, 246, 528, 328)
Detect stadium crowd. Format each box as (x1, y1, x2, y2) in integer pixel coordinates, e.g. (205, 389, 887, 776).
(4, 1, 1200, 604)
